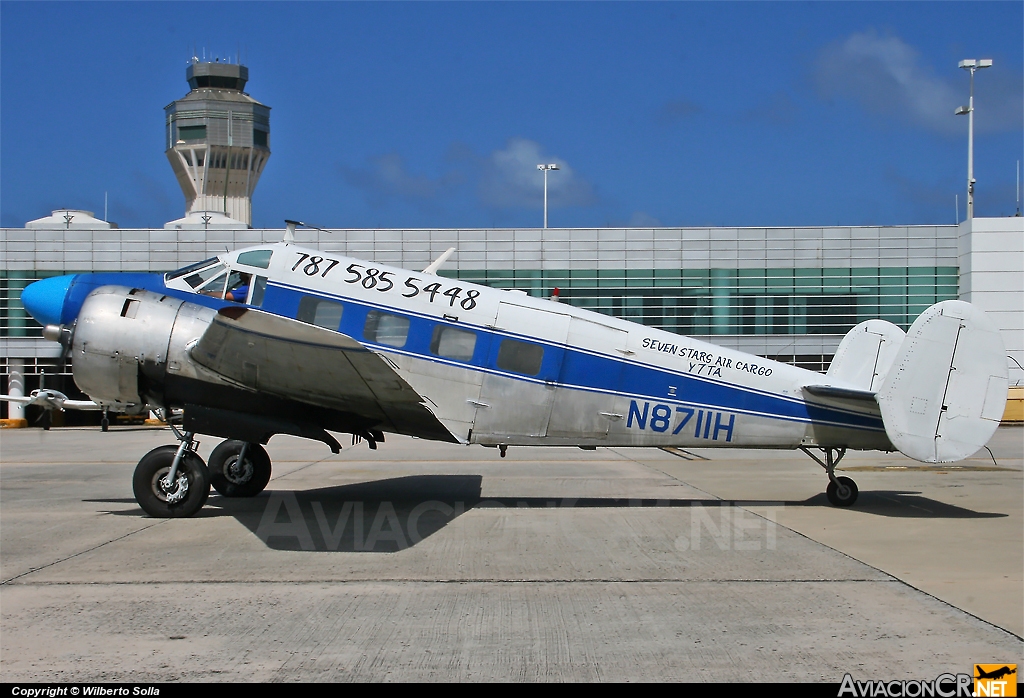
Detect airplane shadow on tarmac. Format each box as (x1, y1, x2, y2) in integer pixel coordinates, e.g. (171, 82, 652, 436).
(89, 475, 1007, 552)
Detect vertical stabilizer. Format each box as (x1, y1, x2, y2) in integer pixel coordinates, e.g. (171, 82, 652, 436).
(826, 319, 906, 391)
(876, 301, 1008, 462)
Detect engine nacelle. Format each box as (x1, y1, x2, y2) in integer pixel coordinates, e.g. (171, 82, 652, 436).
(70, 286, 219, 407)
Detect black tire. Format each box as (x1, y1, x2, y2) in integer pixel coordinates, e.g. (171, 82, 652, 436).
(208, 440, 272, 497)
(101, 416, 109, 432)
(826, 476, 859, 507)
(132, 445, 210, 518)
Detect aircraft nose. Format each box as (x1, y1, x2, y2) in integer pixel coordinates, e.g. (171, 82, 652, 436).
(20, 275, 77, 327)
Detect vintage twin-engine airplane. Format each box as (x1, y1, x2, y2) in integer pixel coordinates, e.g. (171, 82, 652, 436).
(19, 222, 1009, 518)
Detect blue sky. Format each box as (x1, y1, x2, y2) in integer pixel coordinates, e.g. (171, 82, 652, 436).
(1, 1, 1021, 230)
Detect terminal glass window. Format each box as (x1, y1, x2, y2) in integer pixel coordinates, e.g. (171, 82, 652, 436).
(497, 339, 544, 376)
(297, 297, 343, 330)
(430, 326, 476, 361)
(364, 311, 410, 348)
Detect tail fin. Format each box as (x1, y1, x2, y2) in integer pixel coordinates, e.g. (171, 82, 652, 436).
(876, 301, 1008, 462)
(827, 319, 906, 391)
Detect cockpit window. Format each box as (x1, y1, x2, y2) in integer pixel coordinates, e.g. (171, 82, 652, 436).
(166, 257, 220, 283)
(224, 271, 252, 303)
(183, 263, 227, 289)
(198, 271, 227, 297)
(237, 249, 273, 269)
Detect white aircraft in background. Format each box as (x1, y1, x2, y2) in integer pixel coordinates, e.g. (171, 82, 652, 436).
(1, 386, 101, 412)
(18, 221, 1009, 518)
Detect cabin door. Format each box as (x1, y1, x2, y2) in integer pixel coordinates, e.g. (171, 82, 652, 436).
(546, 317, 629, 439)
(472, 302, 570, 440)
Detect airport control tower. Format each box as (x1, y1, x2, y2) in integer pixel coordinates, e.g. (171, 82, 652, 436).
(164, 59, 270, 227)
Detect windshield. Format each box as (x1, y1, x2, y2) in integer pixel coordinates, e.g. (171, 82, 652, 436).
(183, 263, 228, 289)
(165, 257, 220, 282)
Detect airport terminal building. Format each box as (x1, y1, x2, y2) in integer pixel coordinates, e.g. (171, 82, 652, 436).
(2, 59, 1021, 420)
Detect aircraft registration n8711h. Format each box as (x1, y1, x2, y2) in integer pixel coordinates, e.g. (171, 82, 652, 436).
(19, 222, 1009, 518)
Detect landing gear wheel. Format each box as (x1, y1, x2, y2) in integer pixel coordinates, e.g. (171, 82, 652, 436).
(133, 445, 210, 518)
(826, 476, 859, 507)
(208, 440, 271, 497)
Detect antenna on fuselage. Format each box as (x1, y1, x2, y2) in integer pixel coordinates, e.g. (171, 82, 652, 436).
(423, 247, 457, 275)
(283, 219, 333, 244)
(284, 220, 299, 243)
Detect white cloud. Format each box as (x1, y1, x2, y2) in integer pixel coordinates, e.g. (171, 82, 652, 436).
(477, 138, 598, 209)
(339, 153, 461, 208)
(628, 211, 663, 227)
(813, 30, 1022, 136)
(656, 99, 702, 125)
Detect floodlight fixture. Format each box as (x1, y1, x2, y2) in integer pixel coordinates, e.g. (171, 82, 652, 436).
(956, 58, 993, 219)
(537, 163, 560, 228)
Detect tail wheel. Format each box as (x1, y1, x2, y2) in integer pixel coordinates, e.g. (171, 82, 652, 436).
(826, 476, 859, 507)
(208, 440, 272, 497)
(133, 445, 210, 518)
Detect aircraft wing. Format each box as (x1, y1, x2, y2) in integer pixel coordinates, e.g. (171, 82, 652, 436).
(61, 400, 104, 411)
(190, 306, 454, 441)
(0, 394, 34, 405)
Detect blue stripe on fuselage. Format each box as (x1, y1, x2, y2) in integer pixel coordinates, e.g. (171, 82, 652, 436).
(69, 273, 883, 434)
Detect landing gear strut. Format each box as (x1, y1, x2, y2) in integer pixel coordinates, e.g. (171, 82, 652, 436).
(132, 427, 209, 517)
(208, 440, 272, 497)
(800, 446, 859, 507)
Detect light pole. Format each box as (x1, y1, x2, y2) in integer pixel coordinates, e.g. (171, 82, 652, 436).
(537, 163, 559, 228)
(955, 58, 992, 220)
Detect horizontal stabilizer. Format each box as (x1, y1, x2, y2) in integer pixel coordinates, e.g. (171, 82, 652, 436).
(803, 385, 877, 402)
(876, 301, 1008, 463)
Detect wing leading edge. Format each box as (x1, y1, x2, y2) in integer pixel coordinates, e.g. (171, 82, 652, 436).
(190, 306, 457, 442)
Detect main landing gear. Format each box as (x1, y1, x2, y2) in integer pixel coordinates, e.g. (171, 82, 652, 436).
(800, 446, 859, 507)
(208, 440, 272, 498)
(133, 428, 209, 518)
(132, 427, 274, 518)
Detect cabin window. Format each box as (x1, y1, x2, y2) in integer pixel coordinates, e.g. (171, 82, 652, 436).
(237, 249, 273, 269)
(297, 297, 344, 330)
(430, 326, 477, 361)
(497, 338, 544, 376)
(364, 311, 410, 348)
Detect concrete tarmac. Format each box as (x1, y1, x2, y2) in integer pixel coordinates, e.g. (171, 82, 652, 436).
(1, 426, 1021, 682)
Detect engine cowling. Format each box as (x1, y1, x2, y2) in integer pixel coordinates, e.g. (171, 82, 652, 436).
(69, 286, 220, 408)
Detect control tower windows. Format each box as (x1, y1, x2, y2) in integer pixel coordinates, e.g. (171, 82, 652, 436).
(178, 125, 206, 141)
(253, 129, 268, 148)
